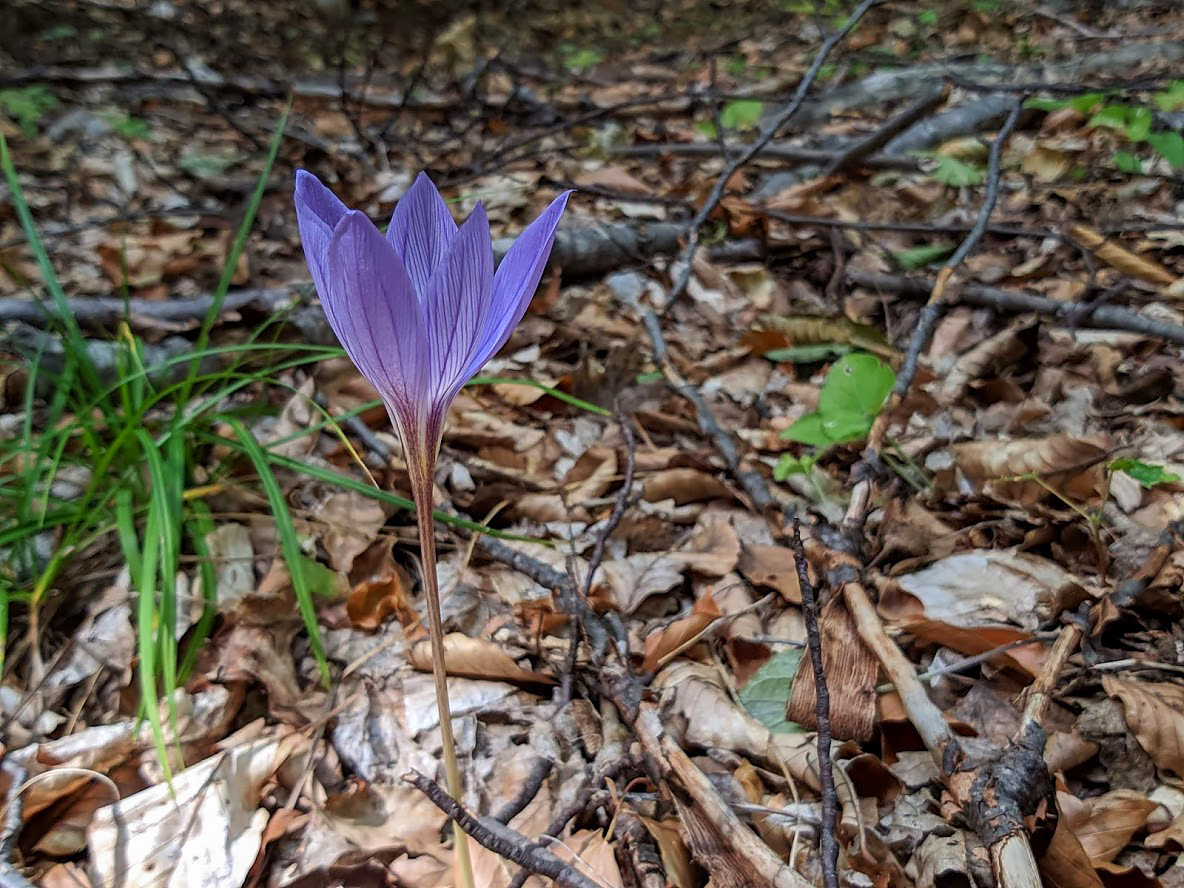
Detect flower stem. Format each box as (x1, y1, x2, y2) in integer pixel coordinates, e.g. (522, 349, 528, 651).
(412, 477, 475, 888)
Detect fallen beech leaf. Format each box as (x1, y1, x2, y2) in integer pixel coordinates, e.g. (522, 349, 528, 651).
(639, 817, 699, 888)
(642, 467, 733, 505)
(678, 511, 741, 576)
(737, 544, 801, 604)
(655, 660, 820, 791)
(949, 435, 1109, 505)
(1103, 676, 1184, 776)
(88, 732, 307, 888)
(1061, 789, 1156, 865)
(345, 542, 417, 630)
(891, 620, 1047, 679)
(890, 549, 1092, 632)
(409, 633, 554, 687)
(1037, 814, 1105, 888)
(574, 166, 654, 196)
(641, 592, 722, 672)
(319, 492, 389, 573)
(1068, 223, 1179, 289)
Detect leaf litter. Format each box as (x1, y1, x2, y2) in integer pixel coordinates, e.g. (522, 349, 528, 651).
(2, 1, 1184, 886)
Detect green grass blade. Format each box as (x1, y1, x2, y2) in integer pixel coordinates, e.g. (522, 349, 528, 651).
(117, 486, 173, 783)
(467, 376, 612, 416)
(225, 418, 330, 686)
(178, 501, 218, 684)
(138, 430, 182, 742)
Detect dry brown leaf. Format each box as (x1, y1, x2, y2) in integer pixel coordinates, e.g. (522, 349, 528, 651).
(909, 833, 972, 888)
(949, 435, 1109, 504)
(678, 511, 741, 576)
(408, 633, 555, 687)
(1068, 223, 1179, 289)
(595, 552, 689, 613)
(654, 661, 820, 791)
(319, 491, 388, 573)
(1103, 676, 1184, 777)
(1061, 789, 1157, 865)
(642, 467, 733, 505)
(345, 542, 417, 630)
(641, 592, 723, 672)
(514, 447, 617, 523)
(892, 620, 1047, 679)
(639, 817, 700, 888)
(1038, 814, 1105, 888)
(788, 598, 878, 741)
(1146, 806, 1184, 850)
(889, 549, 1092, 632)
(738, 544, 801, 604)
(574, 166, 654, 195)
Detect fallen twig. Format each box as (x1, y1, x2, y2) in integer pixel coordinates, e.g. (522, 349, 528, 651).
(612, 140, 923, 171)
(663, 0, 886, 312)
(848, 270, 1184, 345)
(405, 769, 604, 888)
(791, 518, 839, 888)
(821, 82, 947, 177)
(893, 97, 1025, 408)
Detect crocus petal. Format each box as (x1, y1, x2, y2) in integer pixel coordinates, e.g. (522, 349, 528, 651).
(324, 210, 429, 446)
(386, 172, 459, 303)
(423, 202, 495, 409)
(294, 170, 350, 300)
(464, 191, 571, 378)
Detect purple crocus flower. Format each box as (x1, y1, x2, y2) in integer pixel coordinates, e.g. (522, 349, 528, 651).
(294, 170, 568, 888)
(294, 170, 570, 473)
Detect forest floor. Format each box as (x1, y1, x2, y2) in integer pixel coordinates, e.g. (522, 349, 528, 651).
(2, 1, 1184, 886)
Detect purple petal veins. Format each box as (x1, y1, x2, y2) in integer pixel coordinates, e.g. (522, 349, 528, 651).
(294, 169, 569, 468)
(385, 171, 460, 304)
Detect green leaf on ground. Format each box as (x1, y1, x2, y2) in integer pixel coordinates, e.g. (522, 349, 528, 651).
(1110, 458, 1180, 489)
(893, 242, 955, 270)
(720, 99, 763, 131)
(738, 648, 805, 734)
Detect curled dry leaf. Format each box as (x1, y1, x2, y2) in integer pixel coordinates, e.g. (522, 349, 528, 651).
(408, 633, 555, 688)
(574, 165, 654, 196)
(642, 467, 734, 505)
(907, 833, 972, 888)
(1068, 223, 1179, 289)
(737, 544, 801, 604)
(654, 660, 820, 791)
(1038, 815, 1105, 888)
(935, 323, 1034, 405)
(948, 435, 1109, 505)
(318, 491, 389, 573)
(345, 541, 417, 630)
(1103, 676, 1184, 777)
(514, 446, 617, 523)
(788, 598, 878, 742)
(887, 548, 1092, 632)
(1060, 788, 1157, 866)
(88, 731, 307, 888)
(641, 591, 723, 672)
(677, 511, 741, 576)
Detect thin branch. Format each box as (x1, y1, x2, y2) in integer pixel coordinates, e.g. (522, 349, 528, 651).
(663, 0, 886, 312)
(848, 270, 1184, 346)
(792, 518, 838, 888)
(821, 82, 947, 177)
(894, 97, 1026, 401)
(405, 770, 604, 888)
